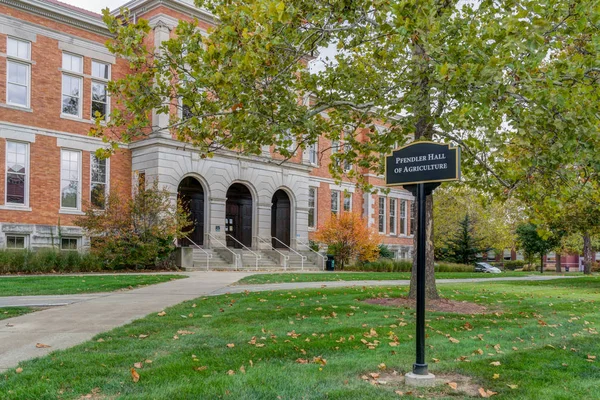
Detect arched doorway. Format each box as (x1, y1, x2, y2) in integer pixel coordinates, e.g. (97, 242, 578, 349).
(271, 189, 291, 248)
(225, 183, 253, 248)
(178, 177, 205, 246)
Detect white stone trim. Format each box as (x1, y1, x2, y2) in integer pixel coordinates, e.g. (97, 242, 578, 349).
(0, 128, 36, 143)
(58, 42, 116, 64)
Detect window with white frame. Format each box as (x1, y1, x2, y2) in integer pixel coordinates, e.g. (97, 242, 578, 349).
(91, 154, 108, 209)
(389, 198, 396, 235)
(343, 143, 353, 172)
(343, 191, 352, 212)
(308, 141, 318, 165)
(61, 237, 79, 251)
(5, 141, 28, 206)
(400, 199, 407, 235)
(6, 37, 31, 108)
(62, 53, 83, 117)
(308, 187, 317, 228)
(503, 249, 512, 260)
(378, 196, 386, 233)
(331, 190, 340, 215)
(60, 150, 81, 209)
(5, 234, 27, 249)
(91, 60, 110, 121)
(410, 201, 415, 235)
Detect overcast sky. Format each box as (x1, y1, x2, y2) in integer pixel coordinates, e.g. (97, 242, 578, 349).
(60, 0, 128, 13)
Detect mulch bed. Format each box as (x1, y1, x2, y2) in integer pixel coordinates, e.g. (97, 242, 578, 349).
(364, 297, 490, 314)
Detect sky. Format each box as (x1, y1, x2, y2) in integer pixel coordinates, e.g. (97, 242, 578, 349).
(59, 0, 136, 13)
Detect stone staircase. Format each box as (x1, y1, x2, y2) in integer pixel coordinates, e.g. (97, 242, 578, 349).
(185, 247, 324, 271)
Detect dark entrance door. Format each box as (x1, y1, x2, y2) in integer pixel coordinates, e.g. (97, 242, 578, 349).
(178, 177, 204, 246)
(225, 183, 253, 248)
(271, 189, 291, 248)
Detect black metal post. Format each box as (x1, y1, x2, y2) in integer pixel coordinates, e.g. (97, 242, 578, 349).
(413, 182, 428, 375)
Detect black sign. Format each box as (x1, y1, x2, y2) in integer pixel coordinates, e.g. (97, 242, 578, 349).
(385, 141, 460, 186)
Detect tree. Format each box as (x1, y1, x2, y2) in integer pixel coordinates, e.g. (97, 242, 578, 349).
(516, 223, 561, 274)
(76, 181, 191, 269)
(315, 212, 379, 269)
(443, 215, 485, 265)
(98, 1, 600, 297)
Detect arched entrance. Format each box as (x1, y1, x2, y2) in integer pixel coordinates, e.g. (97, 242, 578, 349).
(178, 177, 205, 246)
(225, 183, 253, 248)
(271, 189, 291, 248)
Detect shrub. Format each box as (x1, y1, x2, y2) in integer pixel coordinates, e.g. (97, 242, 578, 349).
(347, 259, 412, 272)
(308, 240, 320, 252)
(504, 260, 526, 270)
(378, 244, 395, 259)
(0, 249, 103, 274)
(434, 262, 474, 272)
(316, 212, 380, 270)
(76, 180, 191, 270)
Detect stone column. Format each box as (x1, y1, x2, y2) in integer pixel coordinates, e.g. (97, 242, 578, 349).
(256, 202, 272, 249)
(151, 21, 172, 138)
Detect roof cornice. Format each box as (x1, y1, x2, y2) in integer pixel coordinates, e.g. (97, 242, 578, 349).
(112, 0, 217, 27)
(0, 0, 111, 36)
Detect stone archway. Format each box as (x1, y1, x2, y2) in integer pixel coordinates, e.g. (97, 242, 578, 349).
(225, 183, 253, 248)
(178, 177, 205, 246)
(271, 189, 291, 248)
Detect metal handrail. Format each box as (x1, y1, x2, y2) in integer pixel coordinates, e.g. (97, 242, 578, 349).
(205, 233, 240, 270)
(184, 237, 212, 271)
(271, 237, 306, 271)
(295, 238, 326, 271)
(255, 236, 289, 270)
(226, 234, 261, 271)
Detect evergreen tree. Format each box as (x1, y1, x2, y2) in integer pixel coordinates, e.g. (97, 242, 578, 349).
(444, 215, 484, 265)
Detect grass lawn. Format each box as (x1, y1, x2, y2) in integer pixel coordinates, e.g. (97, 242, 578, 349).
(1, 276, 599, 399)
(0, 275, 186, 296)
(0, 307, 35, 320)
(235, 271, 564, 285)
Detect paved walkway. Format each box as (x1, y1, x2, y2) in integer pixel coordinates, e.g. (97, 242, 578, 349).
(0, 272, 249, 372)
(0, 273, 577, 372)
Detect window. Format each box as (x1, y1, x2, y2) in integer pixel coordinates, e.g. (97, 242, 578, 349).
(5, 235, 26, 249)
(62, 53, 83, 117)
(378, 197, 386, 233)
(6, 38, 31, 108)
(343, 143, 353, 172)
(547, 252, 556, 262)
(61, 150, 81, 209)
(308, 141, 318, 165)
(91, 154, 108, 209)
(400, 200, 407, 235)
(389, 198, 396, 235)
(343, 191, 352, 212)
(331, 140, 340, 168)
(410, 201, 415, 235)
(503, 249, 512, 261)
(308, 187, 317, 228)
(91, 61, 110, 121)
(331, 190, 340, 215)
(61, 237, 78, 251)
(487, 250, 496, 261)
(5, 141, 28, 205)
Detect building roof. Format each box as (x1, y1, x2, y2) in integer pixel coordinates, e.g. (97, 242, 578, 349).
(41, 0, 102, 19)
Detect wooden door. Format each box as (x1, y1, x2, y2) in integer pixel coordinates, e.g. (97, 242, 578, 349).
(271, 196, 291, 248)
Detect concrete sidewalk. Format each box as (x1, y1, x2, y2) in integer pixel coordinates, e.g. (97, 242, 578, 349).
(0, 271, 249, 372)
(0, 273, 578, 372)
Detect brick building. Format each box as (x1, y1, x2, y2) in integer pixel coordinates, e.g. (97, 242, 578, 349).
(0, 0, 415, 265)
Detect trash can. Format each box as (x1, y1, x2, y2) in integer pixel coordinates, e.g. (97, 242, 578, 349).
(326, 255, 335, 271)
(565, 266, 570, 272)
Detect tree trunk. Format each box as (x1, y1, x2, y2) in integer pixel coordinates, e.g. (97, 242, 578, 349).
(556, 252, 562, 273)
(409, 194, 439, 299)
(583, 233, 592, 275)
(540, 253, 544, 274)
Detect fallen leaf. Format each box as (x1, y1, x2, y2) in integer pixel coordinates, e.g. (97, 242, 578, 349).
(195, 366, 208, 371)
(96, 338, 105, 343)
(145, 359, 152, 364)
(157, 311, 166, 317)
(131, 368, 140, 383)
(507, 384, 518, 389)
(134, 362, 143, 369)
(395, 390, 404, 396)
(490, 361, 501, 366)
(369, 372, 380, 379)
(447, 382, 458, 390)
(587, 355, 596, 360)
(202, 315, 212, 318)
(296, 358, 309, 364)
(36, 343, 51, 348)
(226, 343, 235, 348)
(15, 367, 23, 374)
(478, 387, 497, 397)
(138, 334, 148, 339)
(493, 374, 500, 379)
(378, 363, 387, 370)
(240, 365, 246, 374)
(448, 337, 460, 344)
(432, 358, 440, 363)
(226, 370, 235, 375)
(312, 356, 327, 365)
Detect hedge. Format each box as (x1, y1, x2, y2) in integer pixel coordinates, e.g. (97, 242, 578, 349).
(0, 249, 105, 274)
(347, 259, 474, 273)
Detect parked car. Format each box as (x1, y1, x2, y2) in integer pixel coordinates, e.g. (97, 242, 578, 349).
(474, 262, 502, 273)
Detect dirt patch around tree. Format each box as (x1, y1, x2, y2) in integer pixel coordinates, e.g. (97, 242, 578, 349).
(364, 297, 490, 315)
(361, 369, 491, 398)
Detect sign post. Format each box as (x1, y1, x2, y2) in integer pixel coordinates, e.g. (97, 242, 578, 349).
(385, 141, 460, 385)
